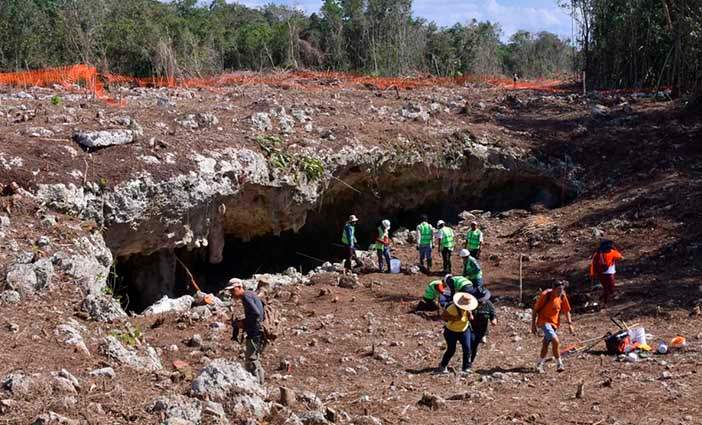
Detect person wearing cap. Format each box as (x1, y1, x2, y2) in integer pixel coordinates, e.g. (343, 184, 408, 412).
(373, 219, 392, 273)
(589, 239, 624, 308)
(459, 249, 483, 288)
(470, 298, 497, 363)
(416, 279, 447, 311)
(436, 220, 455, 274)
(416, 215, 434, 272)
(439, 274, 491, 307)
(465, 221, 484, 259)
(341, 215, 360, 272)
(227, 279, 266, 383)
(437, 292, 478, 374)
(532, 280, 574, 373)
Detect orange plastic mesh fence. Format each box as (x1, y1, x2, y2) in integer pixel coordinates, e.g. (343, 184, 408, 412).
(0, 64, 568, 105)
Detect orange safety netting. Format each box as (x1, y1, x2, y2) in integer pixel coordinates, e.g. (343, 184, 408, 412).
(0, 64, 568, 105)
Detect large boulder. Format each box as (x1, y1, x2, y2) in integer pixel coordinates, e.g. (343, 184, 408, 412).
(82, 294, 128, 323)
(4, 257, 54, 295)
(73, 129, 139, 149)
(143, 295, 194, 315)
(149, 394, 202, 423)
(190, 359, 268, 419)
(101, 336, 163, 371)
(53, 234, 113, 295)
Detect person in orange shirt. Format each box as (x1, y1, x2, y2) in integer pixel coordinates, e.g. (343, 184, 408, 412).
(531, 280, 574, 373)
(589, 240, 624, 307)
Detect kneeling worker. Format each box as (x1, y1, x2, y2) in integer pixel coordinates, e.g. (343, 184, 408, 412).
(416, 279, 447, 311)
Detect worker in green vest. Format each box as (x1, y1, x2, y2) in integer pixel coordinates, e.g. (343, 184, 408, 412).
(373, 219, 392, 273)
(341, 214, 359, 272)
(436, 220, 455, 274)
(459, 248, 484, 288)
(416, 279, 447, 311)
(440, 274, 491, 307)
(416, 214, 434, 273)
(465, 221, 484, 259)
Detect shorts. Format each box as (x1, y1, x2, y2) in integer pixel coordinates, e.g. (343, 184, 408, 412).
(418, 245, 432, 260)
(542, 323, 558, 342)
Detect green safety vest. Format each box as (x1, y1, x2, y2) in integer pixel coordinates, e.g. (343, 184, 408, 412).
(423, 280, 443, 300)
(341, 224, 356, 246)
(418, 222, 433, 246)
(373, 226, 387, 250)
(463, 256, 483, 280)
(440, 227, 455, 249)
(466, 229, 482, 249)
(451, 276, 473, 292)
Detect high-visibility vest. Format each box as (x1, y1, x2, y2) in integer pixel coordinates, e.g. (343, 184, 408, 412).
(418, 222, 433, 246)
(440, 227, 455, 249)
(373, 226, 388, 250)
(451, 276, 473, 292)
(423, 280, 443, 300)
(466, 229, 482, 249)
(341, 224, 355, 246)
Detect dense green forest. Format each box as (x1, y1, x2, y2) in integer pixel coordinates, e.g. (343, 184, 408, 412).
(0, 0, 573, 79)
(0, 0, 700, 93)
(563, 0, 702, 94)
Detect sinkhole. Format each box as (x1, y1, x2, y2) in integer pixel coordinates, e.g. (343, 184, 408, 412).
(112, 175, 569, 313)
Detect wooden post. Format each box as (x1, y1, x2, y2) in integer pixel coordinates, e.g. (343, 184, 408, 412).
(582, 71, 586, 95)
(519, 254, 523, 305)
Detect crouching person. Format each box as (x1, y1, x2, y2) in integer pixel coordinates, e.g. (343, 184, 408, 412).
(416, 280, 447, 312)
(437, 293, 478, 375)
(227, 278, 266, 384)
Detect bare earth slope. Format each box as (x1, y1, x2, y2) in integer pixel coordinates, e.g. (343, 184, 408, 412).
(0, 76, 701, 424)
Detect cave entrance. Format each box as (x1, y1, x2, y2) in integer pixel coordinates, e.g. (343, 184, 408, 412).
(113, 175, 569, 313)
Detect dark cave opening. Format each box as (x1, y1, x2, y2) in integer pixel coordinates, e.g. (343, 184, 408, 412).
(114, 176, 568, 313)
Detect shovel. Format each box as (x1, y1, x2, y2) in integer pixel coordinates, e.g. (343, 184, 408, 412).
(561, 334, 608, 357)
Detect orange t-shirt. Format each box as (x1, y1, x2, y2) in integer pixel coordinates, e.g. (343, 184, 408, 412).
(533, 290, 571, 328)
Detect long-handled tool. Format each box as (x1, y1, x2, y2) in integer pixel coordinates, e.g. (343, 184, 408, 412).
(561, 334, 608, 357)
(174, 255, 214, 305)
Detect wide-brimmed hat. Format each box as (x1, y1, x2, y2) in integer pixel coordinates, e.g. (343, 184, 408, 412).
(453, 292, 478, 311)
(224, 278, 245, 290)
(348, 214, 359, 222)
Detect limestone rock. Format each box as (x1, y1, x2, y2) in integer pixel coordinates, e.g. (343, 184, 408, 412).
(338, 274, 359, 289)
(251, 112, 272, 131)
(101, 336, 163, 371)
(190, 359, 268, 419)
(82, 294, 127, 323)
(31, 411, 79, 425)
(298, 411, 329, 425)
(0, 290, 21, 304)
(73, 129, 138, 149)
(150, 394, 202, 423)
(4, 258, 54, 295)
(144, 295, 194, 315)
(55, 321, 91, 356)
(89, 367, 115, 379)
(400, 103, 430, 122)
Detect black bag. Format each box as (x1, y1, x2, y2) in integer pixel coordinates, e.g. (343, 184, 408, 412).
(605, 330, 630, 355)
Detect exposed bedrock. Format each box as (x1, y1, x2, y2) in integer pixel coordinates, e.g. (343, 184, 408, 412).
(34, 131, 577, 309)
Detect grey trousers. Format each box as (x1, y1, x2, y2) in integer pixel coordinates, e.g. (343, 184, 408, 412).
(245, 337, 265, 385)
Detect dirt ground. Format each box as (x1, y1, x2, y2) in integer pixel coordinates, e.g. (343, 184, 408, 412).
(1, 77, 701, 424)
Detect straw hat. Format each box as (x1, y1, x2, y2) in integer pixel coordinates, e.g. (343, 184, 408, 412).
(452, 292, 478, 311)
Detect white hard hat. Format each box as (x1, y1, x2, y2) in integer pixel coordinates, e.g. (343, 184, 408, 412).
(459, 249, 470, 258)
(443, 274, 453, 285)
(381, 219, 391, 229)
(436, 220, 445, 227)
(348, 215, 359, 222)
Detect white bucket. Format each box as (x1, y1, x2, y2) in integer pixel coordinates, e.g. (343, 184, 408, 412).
(390, 258, 401, 274)
(629, 327, 647, 345)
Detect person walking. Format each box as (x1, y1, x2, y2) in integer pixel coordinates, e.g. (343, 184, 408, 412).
(465, 221, 484, 259)
(374, 219, 392, 273)
(437, 292, 478, 374)
(436, 220, 455, 274)
(470, 298, 497, 364)
(416, 279, 447, 312)
(416, 215, 434, 273)
(341, 215, 359, 272)
(459, 249, 483, 288)
(531, 281, 574, 373)
(589, 240, 624, 308)
(227, 279, 266, 384)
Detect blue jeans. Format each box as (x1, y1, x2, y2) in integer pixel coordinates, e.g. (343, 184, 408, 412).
(377, 246, 391, 272)
(440, 327, 472, 370)
(418, 245, 432, 267)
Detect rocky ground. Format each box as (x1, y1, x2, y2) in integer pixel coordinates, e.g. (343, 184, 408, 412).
(0, 75, 701, 424)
